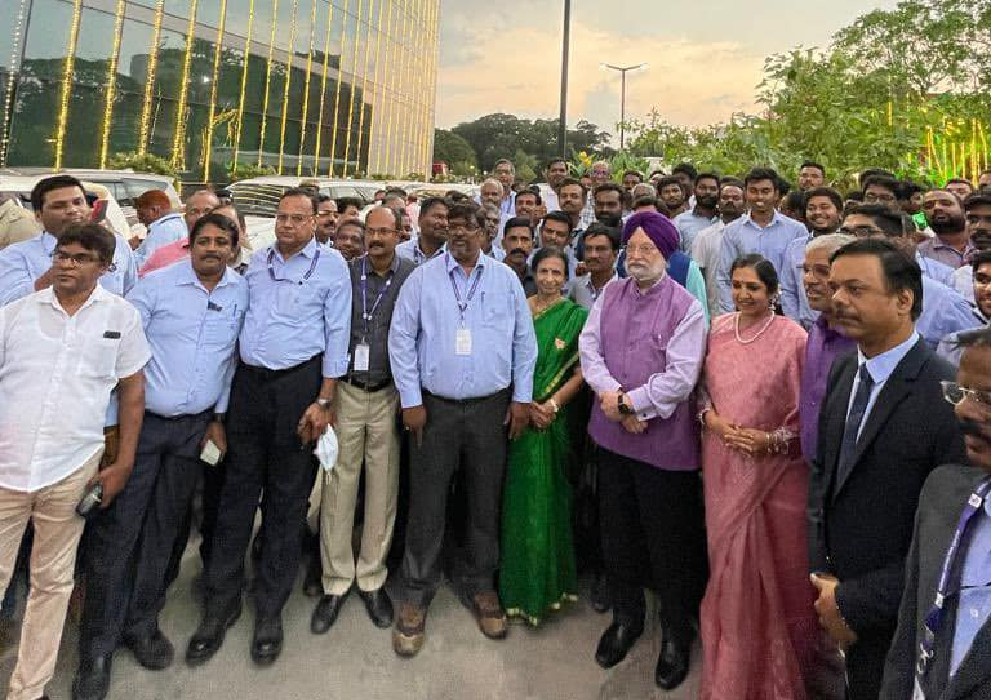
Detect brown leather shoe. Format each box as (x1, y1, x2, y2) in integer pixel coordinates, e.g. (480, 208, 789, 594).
(471, 591, 508, 640)
(392, 602, 427, 658)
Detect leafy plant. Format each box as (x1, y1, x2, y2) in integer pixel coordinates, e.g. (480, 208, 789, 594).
(107, 151, 177, 178)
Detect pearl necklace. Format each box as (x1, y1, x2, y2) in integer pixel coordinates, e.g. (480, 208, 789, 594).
(734, 311, 775, 344)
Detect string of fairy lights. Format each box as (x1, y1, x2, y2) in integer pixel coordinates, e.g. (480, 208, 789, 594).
(2, 0, 437, 177)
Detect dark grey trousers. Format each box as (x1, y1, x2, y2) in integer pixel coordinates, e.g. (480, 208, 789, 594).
(401, 389, 510, 606)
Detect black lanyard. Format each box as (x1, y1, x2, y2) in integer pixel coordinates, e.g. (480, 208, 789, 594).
(266, 247, 320, 284)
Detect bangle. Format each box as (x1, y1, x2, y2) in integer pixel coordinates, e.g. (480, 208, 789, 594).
(548, 398, 559, 414)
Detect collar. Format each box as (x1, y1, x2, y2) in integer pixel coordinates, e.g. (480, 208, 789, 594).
(929, 238, 974, 254)
(630, 271, 667, 295)
(174, 260, 234, 290)
(857, 331, 920, 385)
(38, 284, 109, 311)
(361, 252, 400, 276)
(445, 250, 485, 274)
(270, 237, 318, 262)
(743, 211, 779, 229)
(413, 236, 444, 257)
(152, 212, 184, 226)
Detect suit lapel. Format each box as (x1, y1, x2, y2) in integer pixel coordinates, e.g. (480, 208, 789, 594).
(941, 619, 990, 700)
(832, 342, 928, 499)
(824, 356, 856, 501)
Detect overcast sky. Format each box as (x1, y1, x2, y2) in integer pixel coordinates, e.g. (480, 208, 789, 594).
(434, 0, 898, 137)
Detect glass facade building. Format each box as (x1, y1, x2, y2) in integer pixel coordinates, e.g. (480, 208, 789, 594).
(0, 0, 439, 179)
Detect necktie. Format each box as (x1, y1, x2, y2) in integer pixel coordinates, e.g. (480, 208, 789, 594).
(836, 364, 874, 487)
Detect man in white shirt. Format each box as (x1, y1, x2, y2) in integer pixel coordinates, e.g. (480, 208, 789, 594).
(0, 223, 149, 700)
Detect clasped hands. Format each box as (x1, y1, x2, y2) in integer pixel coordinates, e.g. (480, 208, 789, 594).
(599, 391, 647, 434)
(810, 573, 858, 648)
(704, 409, 773, 457)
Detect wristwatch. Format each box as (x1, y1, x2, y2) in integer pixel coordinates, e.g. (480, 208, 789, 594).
(315, 398, 333, 410)
(617, 390, 634, 415)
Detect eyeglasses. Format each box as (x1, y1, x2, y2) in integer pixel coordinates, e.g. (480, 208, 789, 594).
(625, 243, 658, 256)
(449, 224, 479, 233)
(941, 381, 991, 408)
(51, 251, 102, 266)
(364, 226, 397, 237)
(864, 193, 897, 204)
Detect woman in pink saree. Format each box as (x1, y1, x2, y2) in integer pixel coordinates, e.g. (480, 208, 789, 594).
(698, 255, 821, 699)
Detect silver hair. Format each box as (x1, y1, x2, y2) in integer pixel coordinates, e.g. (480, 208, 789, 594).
(805, 233, 854, 259)
(480, 177, 503, 192)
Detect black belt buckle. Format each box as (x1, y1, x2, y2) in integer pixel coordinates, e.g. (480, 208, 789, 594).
(349, 376, 391, 392)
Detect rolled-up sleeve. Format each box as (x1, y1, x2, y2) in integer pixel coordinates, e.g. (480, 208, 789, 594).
(626, 302, 705, 420)
(388, 270, 424, 409)
(510, 279, 537, 403)
(579, 292, 619, 394)
(322, 255, 352, 378)
(0, 249, 36, 306)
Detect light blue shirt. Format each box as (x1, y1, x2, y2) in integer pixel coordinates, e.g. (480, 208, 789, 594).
(239, 239, 351, 378)
(918, 252, 959, 288)
(950, 491, 990, 677)
(716, 212, 808, 312)
(395, 237, 444, 267)
(133, 212, 188, 267)
(778, 235, 819, 330)
(0, 231, 138, 306)
(848, 331, 920, 435)
(916, 278, 982, 351)
(127, 262, 249, 416)
(673, 209, 718, 254)
(388, 252, 537, 409)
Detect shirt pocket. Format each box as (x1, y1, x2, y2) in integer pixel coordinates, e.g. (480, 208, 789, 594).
(275, 282, 322, 319)
(202, 315, 240, 345)
(482, 291, 513, 332)
(81, 333, 121, 380)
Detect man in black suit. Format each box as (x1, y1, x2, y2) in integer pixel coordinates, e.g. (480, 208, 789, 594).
(807, 238, 967, 700)
(880, 326, 990, 700)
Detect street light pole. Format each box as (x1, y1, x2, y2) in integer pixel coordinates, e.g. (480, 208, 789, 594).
(557, 0, 571, 158)
(601, 62, 646, 150)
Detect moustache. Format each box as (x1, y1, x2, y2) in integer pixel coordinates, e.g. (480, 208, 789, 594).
(508, 248, 528, 258)
(958, 417, 989, 443)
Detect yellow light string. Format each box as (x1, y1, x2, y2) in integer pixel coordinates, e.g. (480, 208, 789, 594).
(326, 0, 350, 176)
(231, 0, 255, 175)
(295, 0, 317, 176)
(311, 0, 334, 171)
(0, 0, 31, 166)
(138, 0, 166, 155)
(276, 0, 299, 173)
(385, 0, 403, 177)
(256, 0, 280, 167)
(413, 0, 428, 174)
(99, 0, 127, 168)
(340, 0, 363, 177)
(54, 0, 84, 169)
(170, 0, 201, 170)
(399, 0, 415, 176)
(203, 0, 229, 181)
(352, 0, 376, 176)
(423, 0, 439, 174)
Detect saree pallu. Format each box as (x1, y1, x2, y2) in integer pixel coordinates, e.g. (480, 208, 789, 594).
(499, 299, 588, 625)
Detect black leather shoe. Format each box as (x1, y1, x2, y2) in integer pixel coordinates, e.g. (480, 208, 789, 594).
(310, 594, 347, 634)
(123, 628, 174, 670)
(185, 601, 241, 666)
(251, 615, 283, 666)
(594, 622, 642, 669)
(590, 573, 610, 613)
(358, 588, 394, 629)
(71, 653, 112, 700)
(655, 631, 692, 691)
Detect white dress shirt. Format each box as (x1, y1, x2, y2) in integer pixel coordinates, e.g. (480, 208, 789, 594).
(0, 286, 150, 492)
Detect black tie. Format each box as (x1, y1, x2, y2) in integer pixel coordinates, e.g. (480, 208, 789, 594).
(836, 364, 874, 487)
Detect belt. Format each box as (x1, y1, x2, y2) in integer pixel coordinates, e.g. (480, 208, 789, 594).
(423, 388, 509, 406)
(145, 409, 212, 422)
(239, 354, 321, 381)
(347, 376, 392, 393)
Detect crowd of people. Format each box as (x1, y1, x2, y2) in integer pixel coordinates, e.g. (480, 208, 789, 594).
(0, 155, 990, 700)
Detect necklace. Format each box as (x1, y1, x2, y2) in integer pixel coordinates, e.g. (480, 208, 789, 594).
(735, 311, 775, 344)
(532, 295, 561, 317)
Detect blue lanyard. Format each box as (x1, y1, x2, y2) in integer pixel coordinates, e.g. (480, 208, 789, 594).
(448, 256, 484, 324)
(916, 478, 991, 678)
(266, 247, 320, 284)
(359, 255, 393, 338)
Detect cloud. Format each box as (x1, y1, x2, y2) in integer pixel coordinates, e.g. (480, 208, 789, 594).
(434, 0, 899, 135)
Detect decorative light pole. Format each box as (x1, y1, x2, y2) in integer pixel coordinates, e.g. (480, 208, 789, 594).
(601, 62, 647, 150)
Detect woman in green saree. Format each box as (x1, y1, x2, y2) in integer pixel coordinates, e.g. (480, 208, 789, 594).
(500, 247, 589, 625)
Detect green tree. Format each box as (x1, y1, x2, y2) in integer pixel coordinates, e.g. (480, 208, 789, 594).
(432, 129, 478, 177)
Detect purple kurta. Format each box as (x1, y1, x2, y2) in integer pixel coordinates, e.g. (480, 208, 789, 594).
(799, 315, 857, 464)
(579, 274, 705, 470)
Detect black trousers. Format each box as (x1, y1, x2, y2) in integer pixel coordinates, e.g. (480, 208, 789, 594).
(79, 411, 207, 659)
(401, 389, 509, 606)
(845, 626, 894, 700)
(597, 447, 708, 645)
(122, 412, 211, 640)
(203, 358, 322, 619)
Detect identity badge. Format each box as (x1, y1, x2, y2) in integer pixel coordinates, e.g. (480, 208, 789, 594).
(455, 328, 472, 356)
(354, 342, 371, 372)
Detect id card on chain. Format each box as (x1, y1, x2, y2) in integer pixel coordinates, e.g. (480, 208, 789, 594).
(354, 342, 371, 372)
(455, 327, 473, 356)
